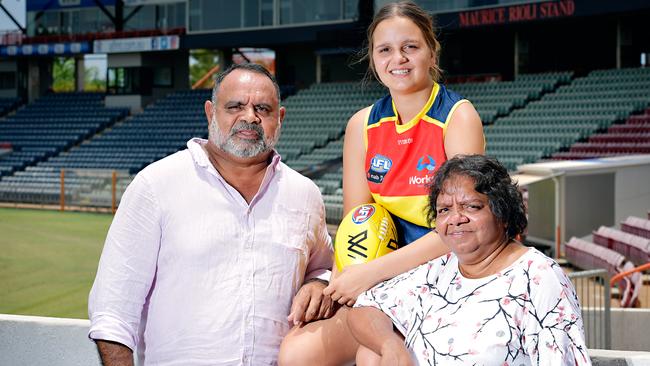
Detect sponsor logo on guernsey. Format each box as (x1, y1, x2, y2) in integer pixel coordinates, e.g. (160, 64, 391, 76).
(416, 155, 436, 171)
(352, 205, 376, 224)
(408, 155, 436, 186)
(397, 137, 413, 145)
(408, 174, 434, 185)
(367, 154, 392, 184)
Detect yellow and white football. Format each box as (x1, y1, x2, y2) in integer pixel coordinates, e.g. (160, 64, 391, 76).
(334, 203, 399, 271)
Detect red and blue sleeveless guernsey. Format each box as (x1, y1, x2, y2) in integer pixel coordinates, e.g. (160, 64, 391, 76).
(364, 83, 468, 245)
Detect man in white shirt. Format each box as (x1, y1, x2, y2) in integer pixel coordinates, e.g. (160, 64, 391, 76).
(88, 63, 334, 365)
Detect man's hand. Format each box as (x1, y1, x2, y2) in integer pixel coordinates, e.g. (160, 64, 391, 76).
(323, 264, 376, 306)
(287, 279, 335, 326)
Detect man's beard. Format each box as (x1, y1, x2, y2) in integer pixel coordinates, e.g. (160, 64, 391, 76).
(208, 117, 280, 159)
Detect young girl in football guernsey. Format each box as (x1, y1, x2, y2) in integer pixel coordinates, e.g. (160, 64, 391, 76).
(279, 1, 485, 364)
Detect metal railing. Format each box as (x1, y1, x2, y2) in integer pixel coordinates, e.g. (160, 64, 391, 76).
(0, 169, 133, 213)
(568, 269, 611, 349)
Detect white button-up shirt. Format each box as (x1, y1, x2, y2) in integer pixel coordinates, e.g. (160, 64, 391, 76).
(88, 138, 333, 365)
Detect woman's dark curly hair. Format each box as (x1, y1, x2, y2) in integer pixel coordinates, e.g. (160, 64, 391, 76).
(426, 155, 527, 241)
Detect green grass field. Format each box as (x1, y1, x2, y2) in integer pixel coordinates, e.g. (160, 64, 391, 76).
(0, 208, 113, 319)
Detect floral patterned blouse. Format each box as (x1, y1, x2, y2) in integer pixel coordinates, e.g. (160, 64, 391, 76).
(355, 248, 591, 365)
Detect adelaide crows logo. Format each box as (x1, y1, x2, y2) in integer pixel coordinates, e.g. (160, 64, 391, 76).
(416, 155, 436, 171)
(367, 154, 392, 184)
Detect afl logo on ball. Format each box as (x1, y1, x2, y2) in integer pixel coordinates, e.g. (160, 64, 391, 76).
(352, 205, 376, 224)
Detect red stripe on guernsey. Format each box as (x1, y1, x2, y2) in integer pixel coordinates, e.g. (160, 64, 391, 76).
(365, 120, 445, 197)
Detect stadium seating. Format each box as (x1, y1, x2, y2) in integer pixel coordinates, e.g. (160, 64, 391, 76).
(322, 189, 344, 225)
(487, 67, 650, 170)
(592, 226, 650, 267)
(0, 89, 212, 205)
(0, 93, 127, 179)
(621, 216, 650, 240)
(566, 237, 626, 274)
(552, 107, 650, 160)
(566, 237, 642, 308)
(277, 81, 386, 170)
(36, 89, 210, 173)
(1, 68, 649, 211)
(0, 97, 21, 116)
(289, 73, 572, 210)
(449, 71, 572, 124)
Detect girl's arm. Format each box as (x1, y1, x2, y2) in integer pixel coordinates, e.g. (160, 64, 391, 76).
(324, 101, 485, 305)
(444, 101, 485, 157)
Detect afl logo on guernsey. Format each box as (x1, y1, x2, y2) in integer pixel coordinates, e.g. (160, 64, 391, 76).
(352, 204, 376, 224)
(367, 154, 392, 184)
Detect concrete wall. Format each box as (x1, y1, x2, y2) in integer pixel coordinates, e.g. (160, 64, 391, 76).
(0, 314, 101, 366)
(590, 349, 650, 366)
(523, 156, 650, 249)
(565, 173, 616, 239)
(527, 177, 557, 243)
(615, 164, 650, 224)
(1, 312, 648, 365)
(570, 307, 650, 352)
(609, 308, 650, 352)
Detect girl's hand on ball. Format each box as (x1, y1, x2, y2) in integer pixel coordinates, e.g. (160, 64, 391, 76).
(323, 264, 376, 305)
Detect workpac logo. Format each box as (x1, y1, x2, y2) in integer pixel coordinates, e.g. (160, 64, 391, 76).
(351, 205, 376, 224)
(409, 155, 436, 186)
(416, 155, 436, 171)
(367, 154, 392, 184)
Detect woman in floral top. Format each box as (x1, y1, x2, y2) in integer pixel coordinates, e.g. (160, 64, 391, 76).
(350, 155, 590, 366)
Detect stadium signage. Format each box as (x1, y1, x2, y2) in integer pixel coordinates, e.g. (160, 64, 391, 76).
(93, 35, 180, 54)
(124, 0, 180, 4)
(458, 0, 575, 27)
(0, 42, 90, 56)
(27, 0, 114, 11)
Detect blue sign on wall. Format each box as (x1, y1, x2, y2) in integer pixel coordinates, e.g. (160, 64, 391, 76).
(27, 0, 116, 12)
(0, 42, 91, 56)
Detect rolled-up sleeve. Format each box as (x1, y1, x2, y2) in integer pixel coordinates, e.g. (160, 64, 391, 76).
(88, 173, 162, 351)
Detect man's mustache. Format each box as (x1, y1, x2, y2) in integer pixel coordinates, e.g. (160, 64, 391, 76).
(230, 121, 265, 138)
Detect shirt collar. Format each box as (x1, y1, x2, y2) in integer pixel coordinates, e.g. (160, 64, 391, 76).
(187, 138, 282, 174)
